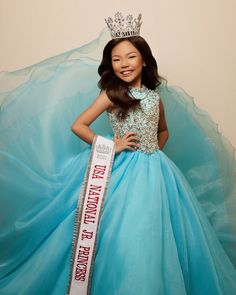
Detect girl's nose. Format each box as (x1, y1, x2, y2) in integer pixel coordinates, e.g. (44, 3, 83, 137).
(120, 59, 129, 67)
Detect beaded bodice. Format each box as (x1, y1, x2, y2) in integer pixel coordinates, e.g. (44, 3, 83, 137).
(107, 85, 160, 154)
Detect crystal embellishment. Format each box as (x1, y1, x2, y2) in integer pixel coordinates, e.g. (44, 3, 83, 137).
(105, 12, 142, 39)
(107, 87, 160, 154)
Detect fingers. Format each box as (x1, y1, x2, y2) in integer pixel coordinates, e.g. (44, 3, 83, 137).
(126, 141, 139, 148)
(114, 132, 140, 153)
(126, 136, 139, 142)
(123, 132, 139, 142)
(115, 132, 140, 143)
(124, 132, 137, 139)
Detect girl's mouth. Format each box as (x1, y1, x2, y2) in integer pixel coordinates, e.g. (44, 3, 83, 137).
(121, 70, 133, 76)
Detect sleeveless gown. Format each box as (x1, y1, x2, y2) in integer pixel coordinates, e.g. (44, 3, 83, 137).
(1, 28, 236, 295)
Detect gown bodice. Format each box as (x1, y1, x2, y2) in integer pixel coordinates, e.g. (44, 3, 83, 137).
(107, 85, 160, 154)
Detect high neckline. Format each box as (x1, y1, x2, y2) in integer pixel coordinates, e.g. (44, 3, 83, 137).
(128, 85, 149, 100)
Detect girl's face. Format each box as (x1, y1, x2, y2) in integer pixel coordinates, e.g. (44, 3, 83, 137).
(111, 40, 145, 89)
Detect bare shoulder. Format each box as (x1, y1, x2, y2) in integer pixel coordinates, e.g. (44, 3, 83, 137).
(71, 89, 116, 127)
(93, 90, 114, 108)
(82, 90, 114, 118)
(96, 90, 116, 113)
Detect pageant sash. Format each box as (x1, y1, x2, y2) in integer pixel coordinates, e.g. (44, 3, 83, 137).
(67, 135, 115, 295)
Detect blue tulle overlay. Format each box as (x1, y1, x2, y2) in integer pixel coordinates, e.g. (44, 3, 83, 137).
(1, 28, 236, 294)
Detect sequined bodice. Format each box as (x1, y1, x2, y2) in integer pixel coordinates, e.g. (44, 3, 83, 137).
(107, 86, 160, 154)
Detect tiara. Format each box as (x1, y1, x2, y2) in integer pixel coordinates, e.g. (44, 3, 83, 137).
(105, 12, 142, 39)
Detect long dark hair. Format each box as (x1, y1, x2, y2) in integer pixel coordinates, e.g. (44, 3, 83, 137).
(98, 36, 167, 118)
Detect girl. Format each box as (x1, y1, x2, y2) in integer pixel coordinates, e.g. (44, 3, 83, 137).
(67, 12, 236, 295)
(71, 37, 168, 153)
(1, 12, 236, 295)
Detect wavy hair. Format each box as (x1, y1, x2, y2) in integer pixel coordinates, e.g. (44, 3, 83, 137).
(97, 36, 167, 118)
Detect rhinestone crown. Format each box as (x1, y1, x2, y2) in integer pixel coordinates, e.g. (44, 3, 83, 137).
(105, 12, 142, 39)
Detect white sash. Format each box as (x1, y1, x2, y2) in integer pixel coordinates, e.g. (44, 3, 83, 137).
(67, 135, 115, 295)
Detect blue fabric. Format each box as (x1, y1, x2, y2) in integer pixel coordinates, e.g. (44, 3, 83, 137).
(1, 28, 236, 294)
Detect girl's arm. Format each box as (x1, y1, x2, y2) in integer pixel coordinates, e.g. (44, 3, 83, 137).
(71, 90, 140, 153)
(71, 90, 113, 144)
(158, 99, 169, 150)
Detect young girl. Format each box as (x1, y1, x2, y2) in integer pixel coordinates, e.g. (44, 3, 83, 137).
(66, 12, 236, 295)
(1, 12, 236, 295)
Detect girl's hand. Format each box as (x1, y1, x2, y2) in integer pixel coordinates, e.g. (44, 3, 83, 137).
(113, 132, 140, 154)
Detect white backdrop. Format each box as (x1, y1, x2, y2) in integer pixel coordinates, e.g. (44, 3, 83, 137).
(0, 0, 235, 148)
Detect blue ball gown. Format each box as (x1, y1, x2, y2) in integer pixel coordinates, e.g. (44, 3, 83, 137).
(1, 28, 236, 294)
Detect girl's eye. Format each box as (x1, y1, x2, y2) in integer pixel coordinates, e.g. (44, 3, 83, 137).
(112, 59, 120, 62)
(129, 56, 136, 58)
